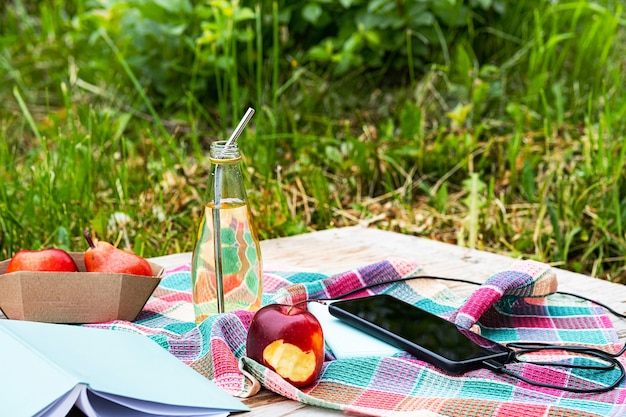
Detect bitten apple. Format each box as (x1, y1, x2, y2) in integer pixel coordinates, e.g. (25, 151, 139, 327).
(246, 303, 324, 387)
(6, 248, 79, 273)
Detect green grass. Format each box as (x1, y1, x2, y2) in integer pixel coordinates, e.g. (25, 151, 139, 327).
(1, 0, 626, 282)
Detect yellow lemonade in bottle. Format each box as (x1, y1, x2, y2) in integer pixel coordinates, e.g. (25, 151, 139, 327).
(191, 198, 263, 323)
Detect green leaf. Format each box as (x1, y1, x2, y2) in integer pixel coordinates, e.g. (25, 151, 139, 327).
(342, 33, 363, 53)
(434, 183, 449, 212)
(445, 103, 473, 127)
(470, 0, 493, 10)
(152, 0, 192, 14)
(338, 0, 360, 7)
(520, 162, 536, 201)
(406, 9, 434, 27)
(400, 102, 422, 140)
(462, 173, 486, 249)
(308, 44, 333, 61)
(234, 7, 255, 22)
(367, 0, 395, 14)
(325, 146, 343, 165)
(54, 226, 72, 250)
(302, 3, 323, 24)
(363, 30, 381, 46)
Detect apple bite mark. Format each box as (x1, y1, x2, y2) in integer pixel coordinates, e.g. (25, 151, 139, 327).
(263, 339, 317, 383)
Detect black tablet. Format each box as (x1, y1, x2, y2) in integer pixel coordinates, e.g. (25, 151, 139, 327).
(329, 294, 513, 373)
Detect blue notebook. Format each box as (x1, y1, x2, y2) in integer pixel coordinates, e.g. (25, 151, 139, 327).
(308, 301, 401, 359)
(0, 319, 249, 417)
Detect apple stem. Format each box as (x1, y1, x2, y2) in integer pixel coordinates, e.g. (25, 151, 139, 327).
(83, 229, 96, 249)
(287, 299, 327, 314)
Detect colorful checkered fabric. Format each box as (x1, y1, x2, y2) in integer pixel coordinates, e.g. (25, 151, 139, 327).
(86, 257, 626, 417)
(453, 259, 558, 329)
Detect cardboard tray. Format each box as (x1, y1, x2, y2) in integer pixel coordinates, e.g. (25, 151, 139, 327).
(0, 252, 164, 324)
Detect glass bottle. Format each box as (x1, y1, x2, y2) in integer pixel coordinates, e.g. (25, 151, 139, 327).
(191, 141, 263, 323)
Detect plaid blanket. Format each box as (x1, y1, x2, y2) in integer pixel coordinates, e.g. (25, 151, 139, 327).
(87, 257, 626, 417)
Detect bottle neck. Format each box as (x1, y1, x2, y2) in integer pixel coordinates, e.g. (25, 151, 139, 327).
(210, 140, 242, 163)
(209, 141, 247, 205)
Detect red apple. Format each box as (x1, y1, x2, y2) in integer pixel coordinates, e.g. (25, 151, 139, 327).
(6, 248, 79, 273)
(246, 302, 324, 387)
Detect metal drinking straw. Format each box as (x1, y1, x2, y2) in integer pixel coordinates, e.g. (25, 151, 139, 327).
(212, 107, 255, 313)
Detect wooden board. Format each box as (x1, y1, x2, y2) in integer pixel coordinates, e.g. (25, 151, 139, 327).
(149, 226, 626, 416)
